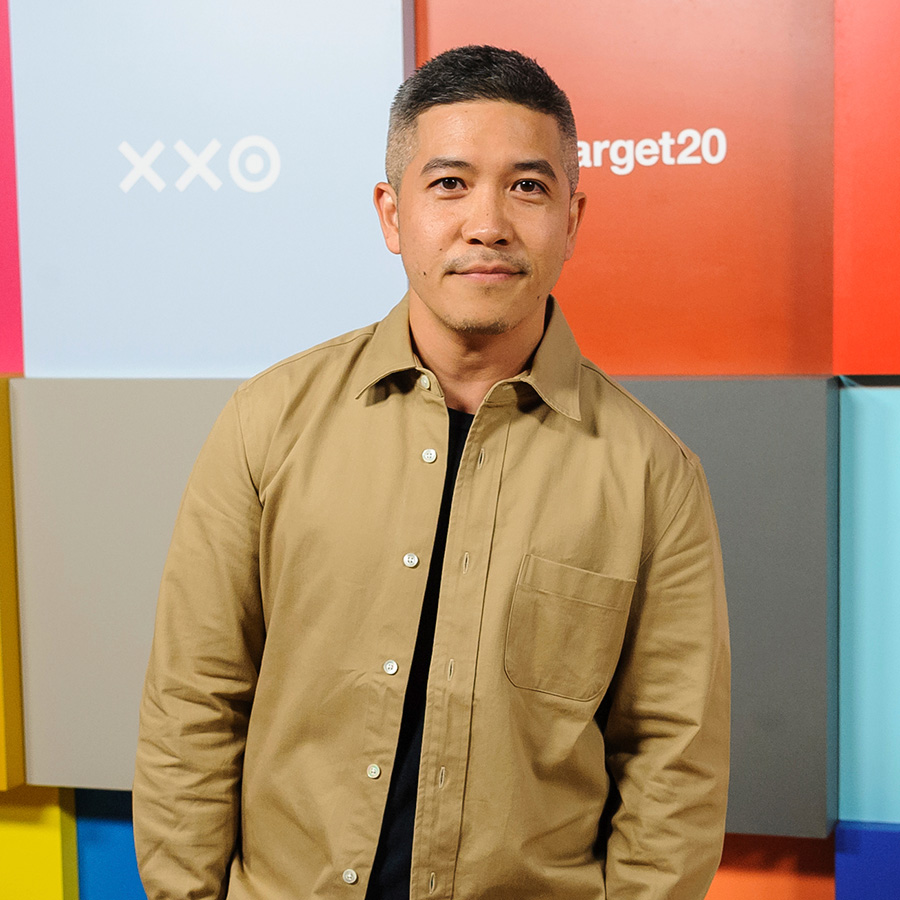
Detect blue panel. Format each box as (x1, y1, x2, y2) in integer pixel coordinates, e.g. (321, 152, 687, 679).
(75, 790, 146, 900)
(836, 821, 900, 900)
(839, 387, 900, 822)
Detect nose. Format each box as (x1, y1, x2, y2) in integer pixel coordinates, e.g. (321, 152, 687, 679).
(460, 188, 512, 247)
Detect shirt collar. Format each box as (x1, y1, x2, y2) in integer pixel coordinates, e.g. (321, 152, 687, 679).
(353, 294, 583, 422)
(517, 297, 583, 421)
(352, 294, 421, 399)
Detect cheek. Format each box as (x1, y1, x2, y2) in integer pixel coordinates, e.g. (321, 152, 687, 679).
(528, 226, 569, 266)
(400, 202, 453, 243)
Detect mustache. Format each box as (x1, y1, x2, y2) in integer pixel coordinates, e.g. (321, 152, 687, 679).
(443, 253, 532, 276)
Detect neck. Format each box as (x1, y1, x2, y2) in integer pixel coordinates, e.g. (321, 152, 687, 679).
(408, 297, 547, 414)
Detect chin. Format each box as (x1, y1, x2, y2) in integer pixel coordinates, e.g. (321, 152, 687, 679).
(446, 316, 511, 336)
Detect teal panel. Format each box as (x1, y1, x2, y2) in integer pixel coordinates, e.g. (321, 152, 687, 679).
(839, 386, 900, 823)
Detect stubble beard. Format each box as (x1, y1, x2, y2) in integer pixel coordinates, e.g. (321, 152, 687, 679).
(436, 253, 532, 337)
(445, 314, 511, 336)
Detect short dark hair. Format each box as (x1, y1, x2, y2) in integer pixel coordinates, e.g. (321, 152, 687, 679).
(386, 45, 579, 193)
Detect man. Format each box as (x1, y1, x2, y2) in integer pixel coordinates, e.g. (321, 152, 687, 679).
(134, 45, 729, 900)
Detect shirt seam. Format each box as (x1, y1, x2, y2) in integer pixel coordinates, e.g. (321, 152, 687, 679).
(235, 326, 378, 394)
(231, 390, 263, 497)
(639, 469, 700, 567)
(579, 362, 697, 464)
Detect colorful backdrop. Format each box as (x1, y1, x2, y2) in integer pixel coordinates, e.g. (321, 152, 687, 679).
(2, 0, 900, 897)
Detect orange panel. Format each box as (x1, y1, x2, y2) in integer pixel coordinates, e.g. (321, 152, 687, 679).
(708, 834, 834, 900)
(416, 0, 833, 375)
(833, 0, 900, 375)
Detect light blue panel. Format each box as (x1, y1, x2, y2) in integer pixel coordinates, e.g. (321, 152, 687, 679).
(839, 387, 900, 823)
(9, 0, 407, 377)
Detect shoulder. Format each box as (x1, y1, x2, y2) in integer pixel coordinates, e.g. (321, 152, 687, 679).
(236, 322, 379, 404)
(217, 321, 382, 479)
(576, 360, 707, 546)
(579, 360, 699, 470)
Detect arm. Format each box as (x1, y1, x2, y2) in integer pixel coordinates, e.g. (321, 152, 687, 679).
(603, 462, 730, 899)
(134, 393, 266, 900)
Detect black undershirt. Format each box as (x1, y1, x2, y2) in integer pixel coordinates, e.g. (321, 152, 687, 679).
(366, 408, 475, 900)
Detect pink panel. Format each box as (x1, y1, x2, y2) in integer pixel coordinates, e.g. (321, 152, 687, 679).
(0, 0, 22, 376)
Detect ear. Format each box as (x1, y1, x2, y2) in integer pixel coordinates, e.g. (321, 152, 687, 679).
(373, 182, 401, 255)
(564, 191, 588, 261)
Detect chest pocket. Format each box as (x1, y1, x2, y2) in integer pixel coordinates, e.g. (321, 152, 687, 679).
(504, 554, 635, 702)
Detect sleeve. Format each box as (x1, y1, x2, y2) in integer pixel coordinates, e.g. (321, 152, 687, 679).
(133, 392, 266, 900)
(603, 461, 730, 900)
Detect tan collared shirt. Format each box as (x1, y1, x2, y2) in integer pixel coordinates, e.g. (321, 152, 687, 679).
(134, 297, 729, 900)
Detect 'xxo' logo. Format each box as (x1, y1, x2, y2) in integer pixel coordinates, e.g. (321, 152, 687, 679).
(118, 136, 281, 193)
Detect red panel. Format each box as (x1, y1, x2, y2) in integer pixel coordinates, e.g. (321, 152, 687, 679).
(834, 0, 900, 375)
(0, 0, 22, 376)
(416, 0, 833, 375)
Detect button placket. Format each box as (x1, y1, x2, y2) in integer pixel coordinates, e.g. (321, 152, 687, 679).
(410, 406, 513, 891)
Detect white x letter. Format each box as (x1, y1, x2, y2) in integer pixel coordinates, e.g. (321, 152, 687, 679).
(119, 141, 166, 193)
(174, 139, 222, 191)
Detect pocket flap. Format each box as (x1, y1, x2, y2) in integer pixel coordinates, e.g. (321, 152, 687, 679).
(520, 555, 635, 609)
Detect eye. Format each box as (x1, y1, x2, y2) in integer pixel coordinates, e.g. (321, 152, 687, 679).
(433, 177, 464, 191)
(514, 180, 545, 194)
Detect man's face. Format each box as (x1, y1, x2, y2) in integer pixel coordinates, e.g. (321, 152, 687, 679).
(375, 100, 586, 340)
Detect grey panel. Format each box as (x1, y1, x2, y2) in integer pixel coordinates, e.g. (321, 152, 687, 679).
(621, 378, 838, 837)
(12, 377, 838, 838)
(11, 379, 240, 789)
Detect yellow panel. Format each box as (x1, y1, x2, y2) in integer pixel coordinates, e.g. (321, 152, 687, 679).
(0, 378, 25, 790)
(0, 785, 79, 899)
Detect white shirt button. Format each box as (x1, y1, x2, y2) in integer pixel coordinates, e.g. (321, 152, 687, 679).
(383, 659, 398, 675)
(403, 553, 419, 568)
(367, 764, 381, 779)
(418, 374, 431, 390)
(342, 869, 358, 884)
(422, 448, 437, 463)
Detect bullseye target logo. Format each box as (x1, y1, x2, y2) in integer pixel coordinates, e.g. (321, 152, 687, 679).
(118, 135, 281, 193)
(229, 136, 280, 192)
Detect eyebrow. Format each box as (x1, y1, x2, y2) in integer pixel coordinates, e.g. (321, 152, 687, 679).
(420, 157, 473, 176)
(418, 157, 559, 183)
(512, 159, 559, 183)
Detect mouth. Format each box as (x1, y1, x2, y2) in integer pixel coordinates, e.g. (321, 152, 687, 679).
(452, 264, 524, 283)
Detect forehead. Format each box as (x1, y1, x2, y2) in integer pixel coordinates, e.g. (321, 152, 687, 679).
(409, 100, 566, 168)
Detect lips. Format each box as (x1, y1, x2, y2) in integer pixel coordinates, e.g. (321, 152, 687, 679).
(449, 258, 527, 282)
(455, 269, 522, 287)
(458, 263, 519, 275)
